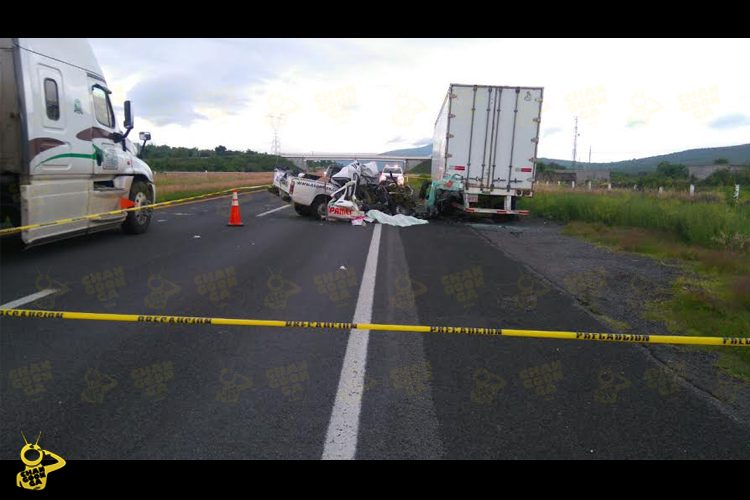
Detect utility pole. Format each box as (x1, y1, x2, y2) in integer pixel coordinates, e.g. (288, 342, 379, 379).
(268, 114, 283, 156)
(267, 113, 284, 168)
(588, 146, 592, 165)
(572, 116, 579, 169)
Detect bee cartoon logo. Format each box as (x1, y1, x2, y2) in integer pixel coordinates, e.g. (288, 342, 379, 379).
(16, 432, 65, 491)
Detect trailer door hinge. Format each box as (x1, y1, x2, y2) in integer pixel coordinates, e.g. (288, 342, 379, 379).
(532, 117, 540, 123)
(447, 133, 454, 139)
(446, 153, 453, 158)
(531, 137, 539, 143)
(449, 113, 456, 118)
(449, 93, 458, 99)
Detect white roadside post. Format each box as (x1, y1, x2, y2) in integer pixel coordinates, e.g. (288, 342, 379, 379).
(735, 184, 740, 203)
(587, 180, 592, 190)
(607, 183, 612, 191)
(571, 180, 576, 189)
(690, 184, 695, 197)
(658, 186, 664, 195)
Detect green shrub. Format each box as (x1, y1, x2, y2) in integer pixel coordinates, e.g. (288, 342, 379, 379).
(520, 191, 750, 250)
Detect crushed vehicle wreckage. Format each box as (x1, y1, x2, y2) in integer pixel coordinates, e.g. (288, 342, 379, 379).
(286, 161, 424, 224)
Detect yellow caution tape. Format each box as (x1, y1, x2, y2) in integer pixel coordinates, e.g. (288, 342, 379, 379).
(1, 308, 748, 347)
(0, 184, 271, 237)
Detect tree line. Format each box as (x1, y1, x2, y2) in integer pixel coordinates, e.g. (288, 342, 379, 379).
(142, 144, 295, 172)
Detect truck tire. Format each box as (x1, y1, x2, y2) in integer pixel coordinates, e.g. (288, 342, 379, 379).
(293, 203, 311, 216)
(310, 196, 330, 220)
(122, 180, 153, 234)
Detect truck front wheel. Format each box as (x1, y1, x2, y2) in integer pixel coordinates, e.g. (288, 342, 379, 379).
(122, 180, 153, 234)
(310, 196, 331, 220)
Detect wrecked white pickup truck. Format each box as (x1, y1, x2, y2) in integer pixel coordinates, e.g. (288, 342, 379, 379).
(288, 161, 374, 219)
(288, 161, 417, 221)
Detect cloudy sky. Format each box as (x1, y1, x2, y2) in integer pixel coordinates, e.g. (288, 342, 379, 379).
(90, 38, 750, 162)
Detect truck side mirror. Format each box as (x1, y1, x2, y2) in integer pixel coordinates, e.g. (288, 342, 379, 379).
(124, 100, 134, 130)
(120, 101, 134, 151)
(138, 131, 151, 159)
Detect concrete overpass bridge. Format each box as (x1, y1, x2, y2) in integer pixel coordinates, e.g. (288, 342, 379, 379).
(280, 152, 431, 172)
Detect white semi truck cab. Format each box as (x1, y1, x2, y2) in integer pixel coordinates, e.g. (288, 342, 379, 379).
(0, 38, 155, 245)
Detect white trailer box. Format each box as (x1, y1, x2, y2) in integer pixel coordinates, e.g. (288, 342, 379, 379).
(431, 84, 543, 214)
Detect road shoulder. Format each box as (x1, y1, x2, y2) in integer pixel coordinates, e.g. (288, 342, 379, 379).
(471, 217, 750, 426)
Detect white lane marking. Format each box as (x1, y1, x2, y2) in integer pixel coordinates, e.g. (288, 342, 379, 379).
(256, 204, 291, 217)
(322, 224, 382, 460)
(0, 289, 58, 309)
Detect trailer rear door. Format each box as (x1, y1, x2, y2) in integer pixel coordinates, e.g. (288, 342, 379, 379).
(447, 84, 542, 195)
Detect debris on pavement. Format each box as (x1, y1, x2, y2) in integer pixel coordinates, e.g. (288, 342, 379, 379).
(365, 210, 429, 227)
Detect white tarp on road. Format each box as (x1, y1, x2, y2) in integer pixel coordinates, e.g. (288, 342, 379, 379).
(365, 210, 429, 227)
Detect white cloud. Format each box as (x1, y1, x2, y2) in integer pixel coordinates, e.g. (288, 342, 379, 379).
(89, 38, 750, 161)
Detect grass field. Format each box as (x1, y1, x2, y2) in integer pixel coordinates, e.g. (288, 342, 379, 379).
(519, 189, 750, 249)
(155, 171, 273, 202)
(519, 189, 750, 379)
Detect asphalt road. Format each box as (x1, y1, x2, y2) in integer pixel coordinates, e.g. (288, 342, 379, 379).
(1, 191, 749, 459)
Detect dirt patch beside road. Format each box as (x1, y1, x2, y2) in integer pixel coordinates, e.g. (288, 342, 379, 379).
(470, 216, 750, 425)
(155, 171, 273, 201)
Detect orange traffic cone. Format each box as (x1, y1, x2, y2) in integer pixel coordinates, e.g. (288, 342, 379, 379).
(120, 197, 136, 209)
(227, 190, 244, 226)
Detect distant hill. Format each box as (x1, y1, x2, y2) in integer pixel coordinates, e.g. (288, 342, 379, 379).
(540, 143, 750, 172)
(385, 143, 750, 172)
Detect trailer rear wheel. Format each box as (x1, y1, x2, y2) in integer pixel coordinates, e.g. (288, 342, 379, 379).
(122, 180, 153, 234)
